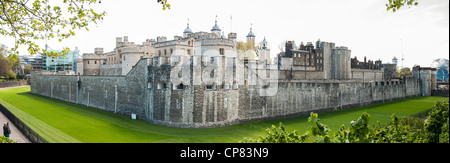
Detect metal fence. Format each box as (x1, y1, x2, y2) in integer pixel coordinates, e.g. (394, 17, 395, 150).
(0, 104, 47, 143)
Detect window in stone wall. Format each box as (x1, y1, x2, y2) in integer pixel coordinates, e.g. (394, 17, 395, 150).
(223, 83, 230, 90)
(148, 82, 153, 89)
(233, 81, 239, 89)
(206, 83, 217, 90)
(219, 48, 224, 55)
(157, 82, 167, 90)
(174, 83, 185, 90)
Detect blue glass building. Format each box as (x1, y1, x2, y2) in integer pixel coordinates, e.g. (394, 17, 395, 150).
(43, 47, 80, 73)
(431, 58, 449, 80)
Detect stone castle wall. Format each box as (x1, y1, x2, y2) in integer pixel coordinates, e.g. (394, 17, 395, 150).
(31, 58, 421, 128)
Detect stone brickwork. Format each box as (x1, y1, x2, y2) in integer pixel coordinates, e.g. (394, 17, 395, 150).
(31, 19, 429, 128)
(31, 56, 422, 128)
(412, 66, 438, 96)
(0, 80, 29, 88)
(351, 69, 384, 82)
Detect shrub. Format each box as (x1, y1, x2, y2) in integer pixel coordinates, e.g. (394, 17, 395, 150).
(243, 100, 449, 143)
(425, 100, 449, 143)
(0, 136, 16, 143)
(399, 116, 425, 130)
(439, 118, 449, 143)
(8, 71, 16, 80)
(241, 122, 309, 143)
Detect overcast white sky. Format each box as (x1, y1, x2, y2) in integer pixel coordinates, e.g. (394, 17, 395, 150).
(1, 0, 449, 68)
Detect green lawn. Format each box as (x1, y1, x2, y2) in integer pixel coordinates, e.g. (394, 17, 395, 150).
(0, 86, 447, 143)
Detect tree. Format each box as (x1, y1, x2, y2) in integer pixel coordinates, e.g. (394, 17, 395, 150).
(0, 0, 106, 57)
(8, 70, 16, 79)
(9, 54, 20, 72)
(0, 58, 10, 78)
(0, 44, 10, 78)
(24, 64, 32, 74)
(157, 0, 171, 10)
(386, 0, 419, 12)
(0, 0, 170, 58)
(425, 100, 449, 143)
(397, 67, 412, 78)
(236, 41, 253, 52)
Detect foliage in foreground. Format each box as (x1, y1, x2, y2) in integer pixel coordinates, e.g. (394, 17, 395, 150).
(0, 136, 16, 143)
(386, 0, 419, 12)
(242, 100, 449, 143)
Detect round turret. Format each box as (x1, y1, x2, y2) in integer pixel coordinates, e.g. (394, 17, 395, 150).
(247, 27, 256, 38)
(211, 16, 221, 32)
(184, 19, 193, 34)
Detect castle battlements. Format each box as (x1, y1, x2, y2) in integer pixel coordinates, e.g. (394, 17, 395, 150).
(197, 38, 235, 46)
(31, 17, 433, 129)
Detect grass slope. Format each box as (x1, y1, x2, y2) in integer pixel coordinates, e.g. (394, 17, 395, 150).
(0, 86, 447, 143)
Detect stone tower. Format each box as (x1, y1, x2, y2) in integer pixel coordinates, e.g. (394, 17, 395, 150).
(259, 37, 271, 64)
(246, 24, 256, 48)
(392, 57, 398, 65)
(183, 19, 193, 38)
(211, 16, 221, 37)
